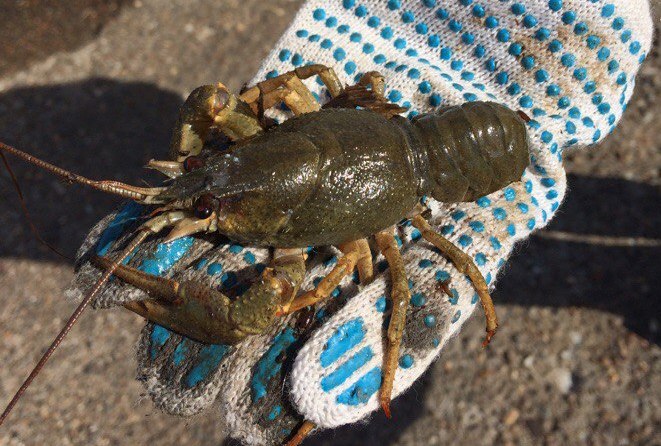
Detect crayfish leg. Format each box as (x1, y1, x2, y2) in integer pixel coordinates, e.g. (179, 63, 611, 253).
(374, 229, 411, 419)
(284, 420, 316, 446)
(323, 79, 407, 119)
(411, 214, 498, 347)
(240, 65, 343, 116)
(282, 239, 371, 314)
(353, 238, 374, 283)
(357, 71, 386, 97)
(260, 82, 320, 116)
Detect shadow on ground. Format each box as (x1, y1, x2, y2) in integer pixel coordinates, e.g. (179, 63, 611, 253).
(0, 78, 182, 259)
(501, 174, 660, 345)
(308, 369, 433, 445)
(0, 80, 659, 445)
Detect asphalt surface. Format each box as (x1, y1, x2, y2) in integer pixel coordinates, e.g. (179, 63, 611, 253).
(0, 1, 659, 445)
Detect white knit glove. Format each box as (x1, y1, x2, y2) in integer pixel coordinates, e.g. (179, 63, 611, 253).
(69, 1, 653, 444)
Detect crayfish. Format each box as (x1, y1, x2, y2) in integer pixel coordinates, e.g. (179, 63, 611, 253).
(0, 64, 530, 444)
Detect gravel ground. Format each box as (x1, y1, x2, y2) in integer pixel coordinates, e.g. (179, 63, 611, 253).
(0, 1, 659, 445)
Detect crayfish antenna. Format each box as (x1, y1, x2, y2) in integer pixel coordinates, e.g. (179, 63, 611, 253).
(0, 229, 151, 427)
(0, 141, 165, 202)
(0, 151, 71, 260)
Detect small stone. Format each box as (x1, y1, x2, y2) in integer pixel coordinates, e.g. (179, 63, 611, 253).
(569, 331, 583, 345)
(547, 367, 573, 394)
(504, 408, 520, 426)
(196, 25, 215, 42)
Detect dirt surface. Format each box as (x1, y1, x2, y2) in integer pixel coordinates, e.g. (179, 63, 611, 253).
(0, 1, 659, 445)
(0, 0, 129, 76)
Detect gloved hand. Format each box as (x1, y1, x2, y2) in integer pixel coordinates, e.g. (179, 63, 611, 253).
(68, 0, 653, 444)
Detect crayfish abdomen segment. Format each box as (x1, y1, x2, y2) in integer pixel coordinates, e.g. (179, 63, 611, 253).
(413, 101, 531, 202)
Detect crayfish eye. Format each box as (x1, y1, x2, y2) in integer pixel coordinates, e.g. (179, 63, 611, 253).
(193, 193, 217, 219)
(183, 156, 204, 172)
(213, 88, 230, 112)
